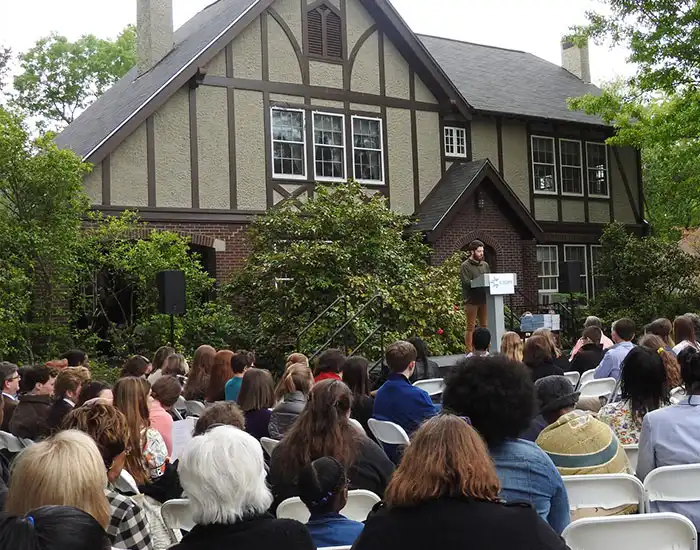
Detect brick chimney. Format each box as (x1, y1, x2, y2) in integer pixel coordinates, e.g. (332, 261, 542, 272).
(137, 0, 174, 75)
(561, 39, 591, 83)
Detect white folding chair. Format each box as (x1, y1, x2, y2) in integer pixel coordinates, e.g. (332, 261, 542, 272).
(671, 386, 687, 405)
(563, 474, 646, 515)
(412, 378, 445, 397)
(564, 371, 581, 389)
(367, 419, 410, 446)
(260, 436, 279, 457)
(644, 463, 700, 508)
(579, 377, 617, 399)
(0, 431, 32, 453)
(348, 417, 366, 435)
(115, 469, 139, 494)
(161, 498, 196, 532)
(277, 490, 381, 523)
(185, 400, 206, 417)
(562, 512, 697, 550)
(579, 369, 596, 388)
(623, 444, 639, 473)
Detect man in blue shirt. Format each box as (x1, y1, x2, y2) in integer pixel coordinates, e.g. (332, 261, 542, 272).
(373, 341, 439, 461)
(594, 318, 636, 381)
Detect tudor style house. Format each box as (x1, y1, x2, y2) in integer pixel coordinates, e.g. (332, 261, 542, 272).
(56, 0, 644, 304)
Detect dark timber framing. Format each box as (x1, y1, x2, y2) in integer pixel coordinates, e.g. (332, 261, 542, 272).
(378, 30, 390, 206)
(410, 70, 420, 211)
(188, 86, 200, 209)
(101, 155, 111, 206)
(146, 116, 156, 207)
(225, 43, 237, 210)
(496, 116, 504, 176)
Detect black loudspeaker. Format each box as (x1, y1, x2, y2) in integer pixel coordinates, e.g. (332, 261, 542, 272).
(559, 261, 584, 294)
(156, 270, 186, 315)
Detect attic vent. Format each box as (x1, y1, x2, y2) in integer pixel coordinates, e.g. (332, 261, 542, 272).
(307, 3, 343, 59)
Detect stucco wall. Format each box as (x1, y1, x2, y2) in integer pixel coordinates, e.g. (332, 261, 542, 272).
(233, 17, 262, 79)
(154, 88, 192, 208)
(561, 200, 585, 223)
(351, 103, 380, 113)
(346, 0, 374, 54)
(268, 15, 303, 84)
(350, 31, 380, 94)
(270, 93, 304, 103)
(111, 123, 149, 206)
(312, 99, 345, 109)
(383, 38, 410, 99)
(205, 50, 227, 77)
(500, 119, 529, 207)
(414, 75, 437, 104)
(197, 86, 231, 209)
(416, 110, 441, 202)
(610, 146, 639, 224)
(589, 201, 611, 224)
(471, 116, 498, 165)
(534, 197, 558, 222)
(234, 90, 267, 210)
(84, 162, 102, 205)
(386, 107, 414, 215)
(274, 0, 302, 46)
(309, 60, 343, 88)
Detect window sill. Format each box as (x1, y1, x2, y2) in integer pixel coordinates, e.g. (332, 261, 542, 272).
(561, 192, 585, 198)
(445, 153, 468, 159)
(533, 190, 558, 196)
(272, 174, 308, 181)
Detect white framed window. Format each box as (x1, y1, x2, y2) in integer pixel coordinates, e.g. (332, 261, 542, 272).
(352, 116, 384, 184)
(531, 136, 557, 194)
(444, 126, 467, 158)
(537, 245, 559, 295)
(586, 142, 609, 197)
(560, 139, 583, 196)
(564, 244, 589, 299)
(272, 108, 306, 179)
(313, 112, 345, 181)
(590, 245, 603, 297)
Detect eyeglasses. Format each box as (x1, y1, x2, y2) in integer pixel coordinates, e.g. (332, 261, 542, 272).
(7, 375, 20, 382)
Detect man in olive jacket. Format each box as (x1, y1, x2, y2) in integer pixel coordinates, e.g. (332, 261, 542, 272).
(460, 240, 490, 353)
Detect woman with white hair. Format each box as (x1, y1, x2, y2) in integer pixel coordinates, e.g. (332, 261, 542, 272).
(170, 426, 314, 550)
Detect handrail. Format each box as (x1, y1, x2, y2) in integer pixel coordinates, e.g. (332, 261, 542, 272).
(296, 295, 346, 351)
(349, 324, 382, 359)
(309, 293, 383, 362)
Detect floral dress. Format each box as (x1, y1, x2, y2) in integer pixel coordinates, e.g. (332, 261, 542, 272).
(142, 427, 168, 480)
(597, 400, 666, 445)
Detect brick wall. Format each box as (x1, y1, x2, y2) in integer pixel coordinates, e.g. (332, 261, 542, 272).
(430, 183, 539, 304)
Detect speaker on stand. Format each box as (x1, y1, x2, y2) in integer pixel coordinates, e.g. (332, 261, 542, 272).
(156, 270, 186, 346)
(559, 261, 584, 342)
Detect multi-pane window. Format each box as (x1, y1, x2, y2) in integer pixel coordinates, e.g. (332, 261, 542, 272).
(532, 136, 557, 193)
(564, 244, 588, 298)
(587, 142, 609, 197)
(560, 139, 583, 195)
(272, 108, 306, 179)
(537, 245, 559, 294)
(444, 126, 467, 158)
(313, 113, 345, 180)
(591, 245, 603, 297)
(352, 116, 384, 183)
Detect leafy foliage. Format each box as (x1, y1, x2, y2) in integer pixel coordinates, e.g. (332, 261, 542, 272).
(12, 26, 136, 130)
(0, 47, 10, 94)
(591, 223, 700, 327)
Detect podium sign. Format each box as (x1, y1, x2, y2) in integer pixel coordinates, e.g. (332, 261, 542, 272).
(471, 273, 518, 352)
(489, 273, 516, 295)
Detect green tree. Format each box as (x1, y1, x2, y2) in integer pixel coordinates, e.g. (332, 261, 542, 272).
(568, 2, 700, 236)
(0, 47, 10, 94)
(13, 26, 136, 130)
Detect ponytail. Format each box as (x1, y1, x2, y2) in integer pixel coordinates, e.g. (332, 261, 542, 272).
(0, 515, 39, 550)
(679, 347, 700, 392)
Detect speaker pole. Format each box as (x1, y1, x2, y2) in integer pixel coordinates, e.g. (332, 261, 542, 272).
(170, 313, 175, 347)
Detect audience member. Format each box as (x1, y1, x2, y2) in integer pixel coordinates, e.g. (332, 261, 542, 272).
(44, 359, 68, 371)
(63, 404, 154, 550)
(5, 430, 110, 530)
(206, 350, 234, 403)
(299, 457, 364, 547)
(192, 402, 246, 436)
(67, 366, 91, 384)
(523, 335, 564, 382)
(353, 415, 568, 550)
(645, 318, 675, 351)
(500, 332, 523, 362)
(238, 350, 256, 369)
(183, 345, 215, 401)
(373, 341, 439, 462)
(269, 363, 313, 440)
(637, 348, 700, 530)
(147, 346, 175, 386)
(162, 354, 189, 378)
(639, 334, 681, 388)
(341, 356, 374, 437)
(594, 318, 635, 380)
(598, 347, 669, 445)
(121, 355, 152, 379)
(0, 506, 111, 550)
(569, 316, 614, 360)
(237, 368, 275, 440)
(313, 349, 345, 383)
(533, 329, 569, 371)
(60, 349, 89, 368)
(269, 380, 394, 512)
(224, 354, 249, 402)
(286, 352, 309, 370)
(443, 356, 570, 534)
(673, 316, 700, 355)
(685, 312, 700, 343)
(78, 381, 113, 406)
(467, 328, 491, 358)
(9, 366, 56, 440)
(46, 369, 83, 432)
(149, 376, 182, 455)
(0, 362, 20, 431)
(407, 337, 440, 381)
(171, 426, 314, 550)
(113, 377, 168, 485)
(569, 326, 605, 375)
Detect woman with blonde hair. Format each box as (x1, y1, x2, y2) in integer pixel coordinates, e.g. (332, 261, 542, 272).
(184, 345, 216, 401)
(162, 353, 189, 378)
(5, 430, 111, 531)
(113, 377, 168, 485)
(640, 334, 681, 388)
(147, 346, 175, 385)
(269, 363, 314, 439)
(352, 415, 568, 550)
(500, 332, 523, 363)
(285, 352, 309, 370)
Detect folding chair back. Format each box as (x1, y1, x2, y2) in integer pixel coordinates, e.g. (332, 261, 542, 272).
(563, 474, 646, 514)
(367, 419, 410, 446)
(161, 499, 196, 532)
